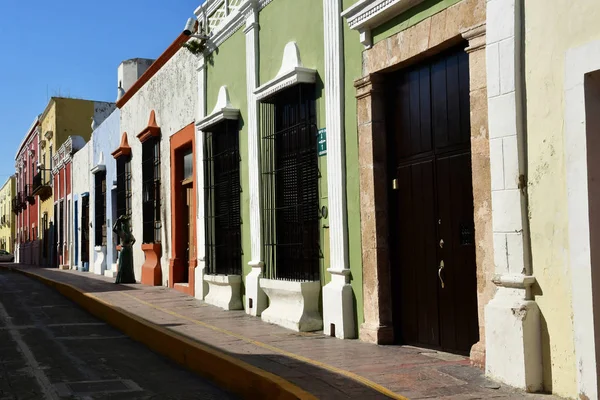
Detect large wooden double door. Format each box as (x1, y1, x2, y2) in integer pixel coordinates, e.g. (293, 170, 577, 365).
(388, 47, 479, 354)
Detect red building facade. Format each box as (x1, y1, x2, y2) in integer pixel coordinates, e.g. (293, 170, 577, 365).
(13, 118, 40, 264)
(52, 136, 84, 269)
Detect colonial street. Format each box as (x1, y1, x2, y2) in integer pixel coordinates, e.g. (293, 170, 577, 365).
(0, 268, 236, 400)
(0, 264, 564, 400)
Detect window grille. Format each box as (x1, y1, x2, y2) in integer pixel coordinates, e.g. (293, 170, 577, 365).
(59, 201, 64, 246)
(116, 156, 132, 219)
(260, 83, 321, 282)
(204, 120, 242, 276)
(42, 213, 48, 257)
(94, 172, 107, 246)
(142, 137, 161, 243)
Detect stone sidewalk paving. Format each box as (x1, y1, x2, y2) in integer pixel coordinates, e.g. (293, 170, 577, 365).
(4, 265, 560, 400)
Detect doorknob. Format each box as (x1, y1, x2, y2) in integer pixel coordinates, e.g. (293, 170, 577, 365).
(438, 260, 445, 289)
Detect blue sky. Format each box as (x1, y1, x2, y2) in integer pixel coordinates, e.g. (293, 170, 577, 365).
(0, 0, 202, 181)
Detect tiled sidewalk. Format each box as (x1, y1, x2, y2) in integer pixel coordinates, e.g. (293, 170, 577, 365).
(5, 265, 558, 400)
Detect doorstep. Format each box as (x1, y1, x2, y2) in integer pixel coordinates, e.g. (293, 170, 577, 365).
(0, 264, 563, 400)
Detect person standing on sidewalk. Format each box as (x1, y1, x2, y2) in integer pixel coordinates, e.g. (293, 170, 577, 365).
(113, 215, 136, 284)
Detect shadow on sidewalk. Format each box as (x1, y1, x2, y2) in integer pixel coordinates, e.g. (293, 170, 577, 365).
(3, 264, 139, 293)
(235, 353, 393, 399)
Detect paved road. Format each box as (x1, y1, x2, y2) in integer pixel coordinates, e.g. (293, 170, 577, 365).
(0, 269, 237, 400)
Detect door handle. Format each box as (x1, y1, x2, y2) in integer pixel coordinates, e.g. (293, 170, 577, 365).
(438, 260, 445, 289)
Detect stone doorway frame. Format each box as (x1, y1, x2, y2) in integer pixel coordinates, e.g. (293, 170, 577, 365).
(354, 1, 493, 366)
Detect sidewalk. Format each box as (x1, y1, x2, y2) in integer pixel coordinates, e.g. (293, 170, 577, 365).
(1, 264, 559, 400)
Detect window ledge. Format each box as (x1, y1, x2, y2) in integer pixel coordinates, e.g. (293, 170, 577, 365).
(254, 42, 316, 102)
(91, 152, 106, 175)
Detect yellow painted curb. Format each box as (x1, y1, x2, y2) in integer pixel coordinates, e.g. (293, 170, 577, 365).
(1, 266, 316, 400)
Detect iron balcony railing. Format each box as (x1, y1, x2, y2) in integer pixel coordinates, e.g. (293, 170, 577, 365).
(24, 184, 35, 204)
(32, 171, 52, 200)
(12, 194, 21, 214)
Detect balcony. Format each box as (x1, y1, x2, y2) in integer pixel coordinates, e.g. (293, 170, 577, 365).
(24, 184, 35, 205)
(32, 171, 52, 201)
(12, 195, 21, 214)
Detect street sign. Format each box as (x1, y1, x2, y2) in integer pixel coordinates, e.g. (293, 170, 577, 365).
(317, 128, 327, 156)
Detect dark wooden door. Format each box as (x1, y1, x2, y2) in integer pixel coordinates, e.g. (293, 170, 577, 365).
(389, 47, 479, 354)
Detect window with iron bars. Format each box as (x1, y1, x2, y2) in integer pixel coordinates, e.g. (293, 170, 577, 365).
(42, 213, 48, 258)
(94, 172, 107, 246)
(260, 83, 321, 282)
(58, 201, 64, 246)
(115, 156, 132, 246)
(142, 137, 161, 243)
(204, 120, 242, 276)
(81, 196, 90, 263)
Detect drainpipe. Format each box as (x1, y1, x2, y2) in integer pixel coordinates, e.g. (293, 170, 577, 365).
(484, 0, 542, 392)
(516, 0, 533, 280)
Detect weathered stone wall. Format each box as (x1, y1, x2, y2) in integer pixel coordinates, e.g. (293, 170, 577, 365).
(119, 47, 197, 285)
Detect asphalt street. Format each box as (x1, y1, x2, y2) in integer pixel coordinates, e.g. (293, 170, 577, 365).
(0, 269, 237, 400)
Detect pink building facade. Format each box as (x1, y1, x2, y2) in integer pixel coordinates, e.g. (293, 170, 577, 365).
(14, 117, 41, 265)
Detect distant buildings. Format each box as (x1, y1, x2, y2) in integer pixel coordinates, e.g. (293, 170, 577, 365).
(0, 176, 15, 253)
(9, 0, 600, 398)
(14, 98, 115, 267)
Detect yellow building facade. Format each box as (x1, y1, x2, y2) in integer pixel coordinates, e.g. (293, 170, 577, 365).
(523, 1, 600, 398)
(0, 176, 15, 253)
(36, 97, 115, 266)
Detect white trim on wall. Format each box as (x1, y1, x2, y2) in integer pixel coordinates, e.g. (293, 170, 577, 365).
(254, 42, 317, 101)
(197, 86, 240, 130)
(341, 0, 426, 47)
(321, 0, 355, 339)
(244, 7, 262, 267)
(564, 38, 600, 400)
(195, 55, 208, 300)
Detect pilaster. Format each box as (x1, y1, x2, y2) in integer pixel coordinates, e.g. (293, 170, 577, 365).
(244, 3, 267, 316)
(484, 0, 542, 391)
(355, 74, 394, 344)
(195, 55, 209, 300)
(321, 0, 356, 339)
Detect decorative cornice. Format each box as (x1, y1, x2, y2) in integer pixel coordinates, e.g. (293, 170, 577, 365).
(111, 132, 132, 159)
(243, 21, 258, 34)
(341, 0, 426, 47)
(354, 74, 385, 99)
(461, 22, 486, 53)
(208, 6, 250, 52)
(197, 108, 240, 130)
(195, 0, 256, 55)
(51, 136, 80, 175)
(197, 86, 240, 130)
(137, 110, 161, 143)
(254, 42, 317, 101)
(15, 117, 40, 160)
(258, 0, 274, 9)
